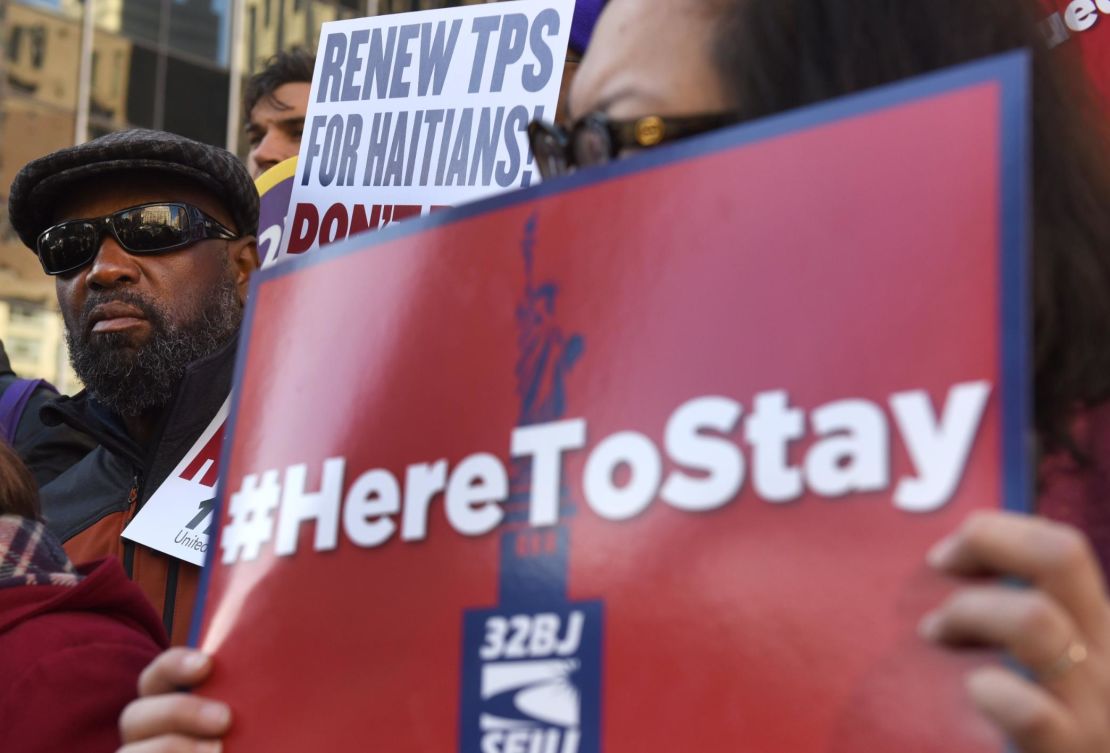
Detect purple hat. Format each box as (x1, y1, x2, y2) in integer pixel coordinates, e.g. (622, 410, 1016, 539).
(569, 0, 605, 56)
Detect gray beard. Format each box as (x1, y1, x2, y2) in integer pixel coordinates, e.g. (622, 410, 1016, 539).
(64, 277, 242, 417)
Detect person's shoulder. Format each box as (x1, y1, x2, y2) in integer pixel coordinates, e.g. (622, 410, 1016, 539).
(0, 560, 166, 656)
(0, 606, 161, 753)
(0, 568, 162, 713)
(14, 387, 98, 488)
(0, 606, 163, 666)
(39, 444, 135, 542)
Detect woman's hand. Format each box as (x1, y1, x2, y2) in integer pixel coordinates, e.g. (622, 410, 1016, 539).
(922, 511, 1110, 753)
(118, 648, 231, 753)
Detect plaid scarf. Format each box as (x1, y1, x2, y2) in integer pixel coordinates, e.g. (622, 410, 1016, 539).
(0, 515, 79, 588)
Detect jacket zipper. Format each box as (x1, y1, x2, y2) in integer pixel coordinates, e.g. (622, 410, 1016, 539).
(122, 471, 141, 579)
(120, 469, 182, 640)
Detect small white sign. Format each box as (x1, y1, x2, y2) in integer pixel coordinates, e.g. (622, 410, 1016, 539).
(122, 397, 229, 566)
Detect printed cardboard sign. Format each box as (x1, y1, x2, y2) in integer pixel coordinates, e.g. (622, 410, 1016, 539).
(193, 54, 1031, 753)
(256, 156, 299, 267)
(1040, 0, 1110, 113)
(278, 0, 574, 261)
(121, 398, 228, 566)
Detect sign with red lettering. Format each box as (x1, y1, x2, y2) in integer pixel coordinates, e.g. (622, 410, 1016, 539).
(122, 398, 228, 566)
(278, 0, 574, 262)
(193, 54, 1031, 752)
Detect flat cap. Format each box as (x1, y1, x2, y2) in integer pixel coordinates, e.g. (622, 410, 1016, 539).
(9, 128, 258, 250)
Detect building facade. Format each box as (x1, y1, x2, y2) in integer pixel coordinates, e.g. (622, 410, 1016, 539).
(0, 0, 494, 384)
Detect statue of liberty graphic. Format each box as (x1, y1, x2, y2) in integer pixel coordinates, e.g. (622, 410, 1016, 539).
(514, 212, 585, 427)
(459, 211, 602, 753)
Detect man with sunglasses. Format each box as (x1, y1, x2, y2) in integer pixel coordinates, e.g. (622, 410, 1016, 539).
(7, 128, 259, 644)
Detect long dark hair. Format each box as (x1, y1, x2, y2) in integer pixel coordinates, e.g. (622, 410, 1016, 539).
(714, 0, 1110, 451)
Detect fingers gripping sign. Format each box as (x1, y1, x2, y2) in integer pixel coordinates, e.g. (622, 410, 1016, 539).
(118, 649, 231, 753)
(922, 512, 1110, 753)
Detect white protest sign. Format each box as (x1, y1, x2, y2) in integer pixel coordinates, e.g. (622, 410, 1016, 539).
(122, 397, 228, 566)
(279, 0, 574, 261)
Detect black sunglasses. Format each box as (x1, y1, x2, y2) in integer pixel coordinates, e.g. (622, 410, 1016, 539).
(36, 202, 241, 276)
(527, 111, 741, 179)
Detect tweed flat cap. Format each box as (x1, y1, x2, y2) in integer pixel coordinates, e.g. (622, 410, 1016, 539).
(8, 128, 258, 251)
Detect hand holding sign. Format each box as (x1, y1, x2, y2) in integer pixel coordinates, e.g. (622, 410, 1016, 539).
(923, 512, 1110, 753)
(117, 648, 229, 753)
(194, 56, 1036, 752)
(118, 516, 1110, 753)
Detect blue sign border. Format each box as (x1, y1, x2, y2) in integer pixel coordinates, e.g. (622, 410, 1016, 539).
(190, 49, 1034, 694)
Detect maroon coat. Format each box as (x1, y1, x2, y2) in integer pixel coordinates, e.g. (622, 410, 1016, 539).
(1039, 401, 1110, 578)
(0, 557, 168, 753)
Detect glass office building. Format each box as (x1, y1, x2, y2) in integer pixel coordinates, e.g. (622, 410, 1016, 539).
(0, 0, 494, 383)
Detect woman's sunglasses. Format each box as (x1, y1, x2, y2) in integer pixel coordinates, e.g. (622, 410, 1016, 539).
(527, 111, 741, 179)
(36, 202, 241, 276)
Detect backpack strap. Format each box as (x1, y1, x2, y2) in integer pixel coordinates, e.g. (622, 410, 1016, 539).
(0, 378, 56, 444)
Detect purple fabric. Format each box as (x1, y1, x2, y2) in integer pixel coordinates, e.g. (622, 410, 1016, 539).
(570, 0, 605, 55)
(0, 379, 50, 445)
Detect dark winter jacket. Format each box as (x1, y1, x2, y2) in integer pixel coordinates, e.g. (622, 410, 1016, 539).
(38, 337, 235, 643)
(0, 341, 96, 487)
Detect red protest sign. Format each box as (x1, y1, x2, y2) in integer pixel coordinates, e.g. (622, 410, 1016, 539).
(192, 53, 1030, 752)
(1041, 0, 1110, 114)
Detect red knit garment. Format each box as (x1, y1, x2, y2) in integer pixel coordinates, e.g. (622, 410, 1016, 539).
(1038, 400, 1110, 579)
(0, 551, 168, 753)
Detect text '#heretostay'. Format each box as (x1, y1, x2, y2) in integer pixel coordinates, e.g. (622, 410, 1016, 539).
(220, 381, 992, 565)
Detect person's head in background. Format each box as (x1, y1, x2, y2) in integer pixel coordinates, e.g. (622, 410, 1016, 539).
(567, 0, 1110, 453)
(0, 440, 40, 520)
(244, 48, 315, 178)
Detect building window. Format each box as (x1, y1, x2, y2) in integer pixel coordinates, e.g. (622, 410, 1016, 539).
(7, 336, 41, 363)
(8, 301, 42, 327)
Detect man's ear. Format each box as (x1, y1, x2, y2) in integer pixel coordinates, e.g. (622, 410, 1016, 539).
(229, 236, 260, 305)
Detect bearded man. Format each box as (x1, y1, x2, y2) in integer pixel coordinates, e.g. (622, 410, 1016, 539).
(8, 129, 258, 643)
